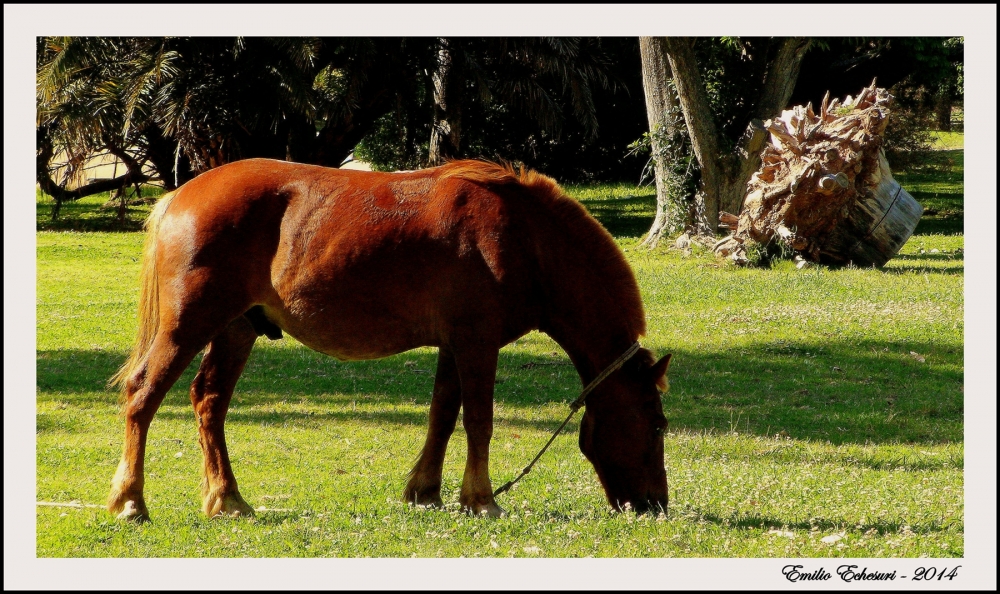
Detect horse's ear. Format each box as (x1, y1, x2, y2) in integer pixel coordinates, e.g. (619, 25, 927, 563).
(649, 354, 671, 391)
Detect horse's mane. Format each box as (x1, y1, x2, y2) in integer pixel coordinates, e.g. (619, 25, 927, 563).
(439, 160, 647, 339)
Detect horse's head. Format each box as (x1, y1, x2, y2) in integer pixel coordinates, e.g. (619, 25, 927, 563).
(578, 349, 671, 514)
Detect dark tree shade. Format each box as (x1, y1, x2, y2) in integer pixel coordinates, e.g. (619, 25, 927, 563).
(791, 38, 963, 108)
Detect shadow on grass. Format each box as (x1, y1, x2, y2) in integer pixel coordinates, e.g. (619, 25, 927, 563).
(578, 192, 657, 239)
(38, 334, 963, 446)
(573, 184, 964, 242)
(912, 212, 964, 236)
(36, 213, 147, 233)
(883, 252, 963, 275)
(251, 510, 301, 525)
(897, 150, 964, 236)
(884, 265, 963, 276)
(691, 509, 957, 536)
(893, 253, 963, 262)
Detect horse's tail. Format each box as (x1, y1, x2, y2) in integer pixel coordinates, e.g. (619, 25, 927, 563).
(108, 190, 178, 401)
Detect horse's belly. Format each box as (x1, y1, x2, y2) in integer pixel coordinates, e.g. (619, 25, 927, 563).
(294, 321, 435, 361)
(266, 290, 440, 361)
(265, 244, 476, 360)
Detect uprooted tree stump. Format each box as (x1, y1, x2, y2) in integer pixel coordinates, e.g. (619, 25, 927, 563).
(714, 82, 923, 267)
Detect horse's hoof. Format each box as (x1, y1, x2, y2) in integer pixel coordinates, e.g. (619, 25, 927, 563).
(204, 492, 255, 519)
(410, 498, 445, 510)
(463, 502, 506, 518)
(113, 500, 151, 523)
(108, 488, 150, 522)
(403, 485, 444, 509)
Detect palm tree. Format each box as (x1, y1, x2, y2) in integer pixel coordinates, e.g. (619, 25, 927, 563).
(37, 36, 424, 216)
(37, 37, 160, 218)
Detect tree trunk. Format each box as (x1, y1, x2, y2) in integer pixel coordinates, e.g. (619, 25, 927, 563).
(663, 37, 811, 235)
(722, 37, 811, 216)
(662, 37, 725, 231)
(935, 82, 953, 131)
(141, 126, 185, 190)
(428, 38, 464, 166)
(639, 37, 683, 248)
(755, 38, 812, 120)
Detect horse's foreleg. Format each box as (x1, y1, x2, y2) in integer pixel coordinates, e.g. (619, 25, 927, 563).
(454, 347, 504, 517)
(404, 347, 461, 507)
(108, 335, 205, 522)
(189, 317, 258, 518)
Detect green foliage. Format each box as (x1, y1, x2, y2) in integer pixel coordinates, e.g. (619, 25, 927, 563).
(793, 38, 963, 104)
(358, 38, 648, 181)
(740, 239, 770, 267)
(354, 112, 428, 172)
(37, 36, 963, 196)
(36, 142, 964, 557)
(690, 37, 803, 150)
(944, 37, 964, 96)
(883, 99, 935, 170)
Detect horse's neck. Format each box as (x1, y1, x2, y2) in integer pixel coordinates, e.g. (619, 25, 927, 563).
(546, 310, 636, 386)
(539, 253, 639, 385)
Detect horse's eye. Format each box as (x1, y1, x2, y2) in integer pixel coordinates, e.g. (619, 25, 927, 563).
(653, 426, 664, 435)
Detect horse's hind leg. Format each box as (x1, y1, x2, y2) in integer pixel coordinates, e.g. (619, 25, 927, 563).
(108, 333, 209, 522)
(189, 316, 258, 518)
(404, 346, 461, 507)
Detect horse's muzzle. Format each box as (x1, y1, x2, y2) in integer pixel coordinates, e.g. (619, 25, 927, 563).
(612, 489, 668, 514)
(628, 494, 668, 515)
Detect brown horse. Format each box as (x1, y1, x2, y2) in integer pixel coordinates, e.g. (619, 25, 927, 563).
(108, 158, 671, 521)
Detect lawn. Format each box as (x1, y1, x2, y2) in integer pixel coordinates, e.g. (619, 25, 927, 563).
(36, 146, 964, 557)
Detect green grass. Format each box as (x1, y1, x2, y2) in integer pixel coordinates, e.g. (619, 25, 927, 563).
(928, 130, 964, 151)
(36, 142, 963, 557)
(36, 186, 166, 233)
(894, 150, 964, 237)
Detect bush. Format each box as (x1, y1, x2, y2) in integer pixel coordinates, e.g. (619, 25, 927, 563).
(882, 78, 938, 172)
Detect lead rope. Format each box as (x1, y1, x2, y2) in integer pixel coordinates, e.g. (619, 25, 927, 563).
(493, 341, 642, 498)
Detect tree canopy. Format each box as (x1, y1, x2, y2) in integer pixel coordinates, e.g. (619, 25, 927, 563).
(37, 36, 648, 215)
